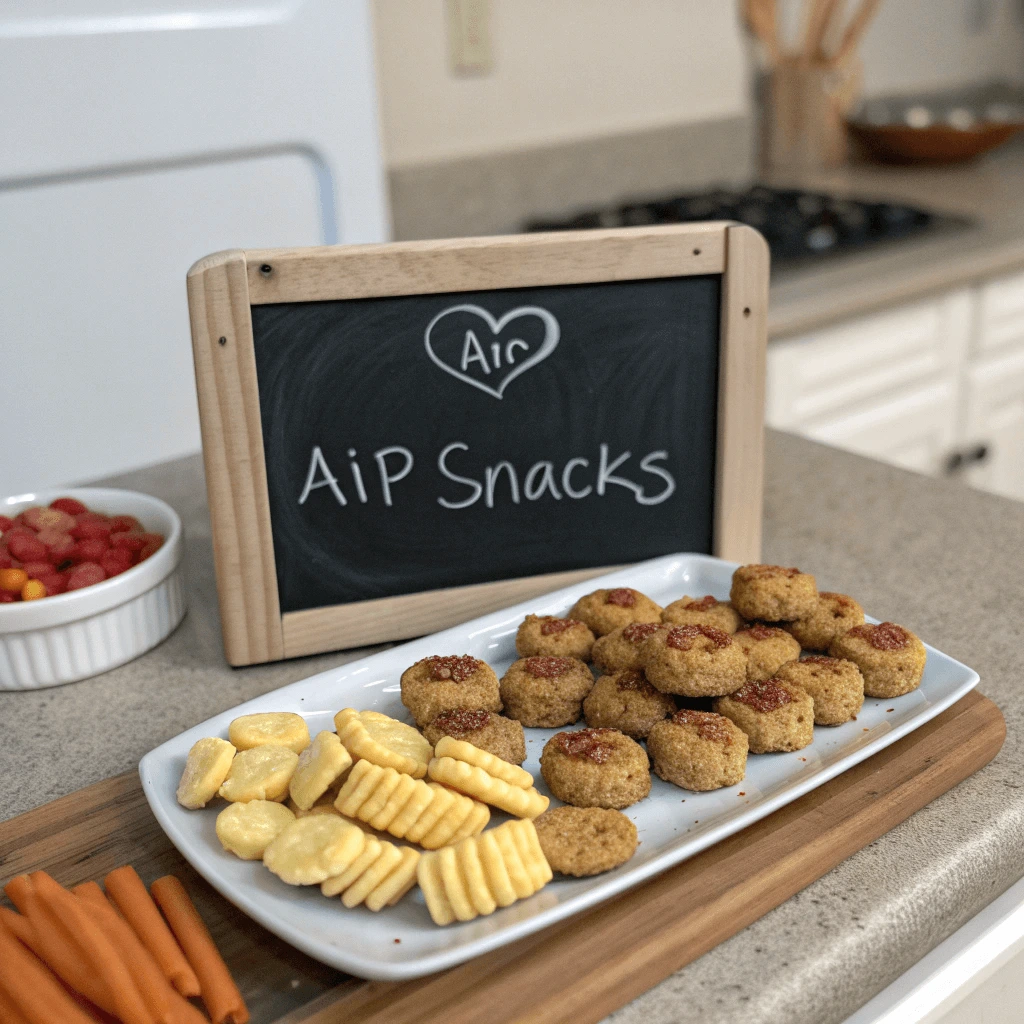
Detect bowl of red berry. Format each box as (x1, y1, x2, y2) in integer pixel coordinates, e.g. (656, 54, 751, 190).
(0, 489, 185, 689)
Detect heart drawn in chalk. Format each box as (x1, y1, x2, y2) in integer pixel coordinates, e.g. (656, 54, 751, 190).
(424, 303, 560, 400)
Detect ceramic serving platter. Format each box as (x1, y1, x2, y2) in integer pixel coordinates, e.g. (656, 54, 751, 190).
(140, 553, 979, 981)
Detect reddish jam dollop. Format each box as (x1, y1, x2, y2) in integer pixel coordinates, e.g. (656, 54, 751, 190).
(738, 624, 779, 642)
(431, 708, 490, 734)
(731, 679, 793, 713)
(423, 655, 480, 682)
(666, 624, 732, 651)
(821, 592, 853, 607)
(622, 622, 665, 644)
(524, 656, 574, 678)
(554, 728, 617, 763)
(672, 709, 734, 745)
(606, 588, 637, 608)
(743, 564, 801, 579)
(539, 616, 583, 636)
(801, 655, 843, 671)
(849, 622, 910, 651)
(615, 669, 656, 694)
(685, 595, 720, 611)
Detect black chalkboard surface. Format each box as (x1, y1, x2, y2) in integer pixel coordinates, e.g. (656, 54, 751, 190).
(188, 224, 768, 664)
(252, 276, 721, 614)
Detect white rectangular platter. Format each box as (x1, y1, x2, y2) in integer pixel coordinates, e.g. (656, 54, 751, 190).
(140, 553, 980, 981)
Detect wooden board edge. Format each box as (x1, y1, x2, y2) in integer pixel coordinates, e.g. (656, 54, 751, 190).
(188, 253, 285, 665)
(281, 691, 1005, 1024)
(243, 223, 729, 304)
(713, 223, 769, 564)
(280, 565, 624, 658)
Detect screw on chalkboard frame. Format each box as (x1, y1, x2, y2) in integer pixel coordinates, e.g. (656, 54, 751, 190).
(260, 264, 273, 276)
(218, 336, 227, 346)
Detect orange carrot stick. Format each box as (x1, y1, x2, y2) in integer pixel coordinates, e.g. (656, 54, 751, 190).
(31, 871, 156, 1024)
(0, 980, 33, 1024)
(74, 881, 209, 1024)
(5, 874, 115, 1012)
(0, 917, 100, 1024)
(151, 876, 249, 1024)
(106, 865, 201, 998)
(0, 904, 35, 943)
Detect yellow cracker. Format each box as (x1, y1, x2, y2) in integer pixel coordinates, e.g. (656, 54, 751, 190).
(357, 767, 405, 822)
(334, 759, 381, 816)
(448, 800, 491, 844)
(321, 836, 383, 896)
(386, 779, 436, 838)
(438, 846, 475, 922)
(510, 819, 553, 890)
(456, 837, 497, 916)
(368, 773, 419, 832)
(417, 850, 456, 926)
(342, 843, 404, 908)
(419, 791, 490, 850)
(403, 783, 456, 845)
(289, 731, 353, 811)
(218, 745, 299, 803)
(215, 800, 295, 860)
(335, 708, 432, 779)
(177, 737, 236, 809)
(434, 736, 534, 789)
(369, 848, 421, 911)
(427, 757, 549, 819)
(288, 791, 341, 818)
(228, 712, 310, 754)
(492, 822, 534, 899)
(477, 830, 516, 907)
(263, 816, 366, 885)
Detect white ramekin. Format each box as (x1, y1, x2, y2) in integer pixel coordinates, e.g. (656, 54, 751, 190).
(0, 487, 186, 689)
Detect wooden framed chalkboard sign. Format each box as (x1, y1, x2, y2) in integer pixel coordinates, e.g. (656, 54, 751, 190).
(187, 224, 769, 666)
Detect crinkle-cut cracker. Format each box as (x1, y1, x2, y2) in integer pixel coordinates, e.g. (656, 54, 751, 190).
(334, 759, 489, 849)
(289, 731, 353, 810)
(320, 835, 420, 909)
(215, 800, 295, 860)
(417, 819, 552, 925)
(176, 737, 236, 809)
(427, 756, 549, 818)
(288, 792, 342, 818)
(218, 745, 299, 803)
(432, 737, 533, 789)
(228, 713, 310, 754)
(335, 708, 433, 779)
(262, 816, 366, 885)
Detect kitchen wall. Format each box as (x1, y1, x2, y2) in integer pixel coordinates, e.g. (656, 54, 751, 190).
(372, 0, 1024, 169)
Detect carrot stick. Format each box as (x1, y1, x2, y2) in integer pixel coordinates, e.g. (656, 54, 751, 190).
(0, 917, 100, 1024)
(31, 871, 156, 1024)
(0, 904, 35, 944)
(151, 876, 249, 1024)
(0, 980, 34, 1024)
(106, 865, 201, 998)
(5, 874, 115, 1012)
(72, 880, 109, 905)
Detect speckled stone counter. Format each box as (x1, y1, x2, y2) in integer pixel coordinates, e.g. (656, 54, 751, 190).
(2, 431, 1021, 1024)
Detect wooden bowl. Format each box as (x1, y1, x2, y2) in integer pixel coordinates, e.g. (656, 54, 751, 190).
(846, 120, 1022, 164)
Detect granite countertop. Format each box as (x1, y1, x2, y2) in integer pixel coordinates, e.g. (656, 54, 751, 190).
(2, 432, 1023, 1024)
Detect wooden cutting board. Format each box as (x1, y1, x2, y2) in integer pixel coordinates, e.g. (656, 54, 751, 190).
(0, 690, 1004, 1024)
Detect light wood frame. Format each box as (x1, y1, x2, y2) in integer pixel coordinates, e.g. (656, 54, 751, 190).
(187, 223, 769, 666)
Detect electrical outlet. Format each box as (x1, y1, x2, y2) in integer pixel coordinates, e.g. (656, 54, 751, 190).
(446, 0, 492, 75)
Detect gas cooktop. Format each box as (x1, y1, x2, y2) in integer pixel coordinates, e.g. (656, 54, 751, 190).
(526, 186, 971, 270)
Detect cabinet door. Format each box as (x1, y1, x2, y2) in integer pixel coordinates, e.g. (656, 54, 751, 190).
(962, 345, 1024, 501)
(975, 269, 1024, 356)
(801, 381, 958, 476)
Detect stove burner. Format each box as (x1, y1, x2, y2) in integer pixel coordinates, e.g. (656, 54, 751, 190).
(526, 186, 966, 269)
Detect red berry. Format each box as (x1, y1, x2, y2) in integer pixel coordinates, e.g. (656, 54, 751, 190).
(20, 506, 76, 533)
(21, 561, 53, 579)
(100, 548, 133, 577)
(2, 525, 36, 544)
(137, 537, 164, 561)
(109, 515, 143, 534)
(0, 591, 15, 603)
(110, 531, 148, 553)
(8, 533, 47, 562)
(71, 518, 113, 541)
(36, 529, 75, 561)
(0, 515, 13, 531)
(0, 552, 11, 570)
(65, 562, 106, 591)
(73, 538, 109, 563)
(50, 497, 89, 516)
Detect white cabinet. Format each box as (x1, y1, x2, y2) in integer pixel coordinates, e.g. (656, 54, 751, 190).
(766, 270, 1024, 501)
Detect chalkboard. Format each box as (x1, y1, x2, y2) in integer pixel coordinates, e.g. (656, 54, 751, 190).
(188, 224, 768, 665)
(252, 276, 721, 613)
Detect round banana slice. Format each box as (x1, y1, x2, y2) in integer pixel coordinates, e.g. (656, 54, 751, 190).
(176, 737, 236, 809)
(263, 816, 366, 885)
(228, 713, 311, 754)
(289, 731, 353, 810)
(218, 745, 299, 803)
(335, 708, 432, 778)
(216, 800, 296, 860)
